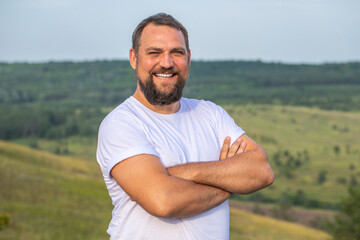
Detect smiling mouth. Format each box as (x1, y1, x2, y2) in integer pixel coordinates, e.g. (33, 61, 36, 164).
(154, 73, 176, 79)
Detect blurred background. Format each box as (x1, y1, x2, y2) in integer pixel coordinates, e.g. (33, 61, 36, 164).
(1, 0, 359, 239)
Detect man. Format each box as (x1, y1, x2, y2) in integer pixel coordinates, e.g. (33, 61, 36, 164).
(97, 13, 274, 239)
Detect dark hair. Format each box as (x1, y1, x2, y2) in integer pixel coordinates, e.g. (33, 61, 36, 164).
(132, 13, 189, 55)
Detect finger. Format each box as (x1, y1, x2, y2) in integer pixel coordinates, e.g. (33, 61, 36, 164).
(238, 141, 247, 154)
(219, 137, 231, 160)
(228, 138, 242, 158)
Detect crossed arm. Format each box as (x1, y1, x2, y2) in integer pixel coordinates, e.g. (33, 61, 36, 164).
(110, 134, 274, 219)
(167, 135, 274, 194)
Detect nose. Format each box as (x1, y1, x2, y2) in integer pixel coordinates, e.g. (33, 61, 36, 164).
(159, 53, 174, 69)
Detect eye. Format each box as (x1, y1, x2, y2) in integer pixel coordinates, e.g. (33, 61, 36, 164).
(148, 51, 159, 55)
(174, 50, 185, 55)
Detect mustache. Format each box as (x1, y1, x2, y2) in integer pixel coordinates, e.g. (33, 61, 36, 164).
(151, 67, 179, 75)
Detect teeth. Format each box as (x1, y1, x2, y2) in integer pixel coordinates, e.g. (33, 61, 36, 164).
(155, 73, 174, 78)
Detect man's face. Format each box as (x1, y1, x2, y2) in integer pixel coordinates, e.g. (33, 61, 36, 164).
(130, 24, 191, 106)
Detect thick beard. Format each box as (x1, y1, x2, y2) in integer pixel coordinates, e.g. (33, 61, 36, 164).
(137, 68, 186, 106)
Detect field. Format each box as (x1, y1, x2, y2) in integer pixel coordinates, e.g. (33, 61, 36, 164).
(225, 104, 360, 206)
(0, 140, 111, 239)
(0, 140, 332, 239)
(229, 208, 331, 240)
(1, 60, 359, 238)
(12, 103, 360, 207)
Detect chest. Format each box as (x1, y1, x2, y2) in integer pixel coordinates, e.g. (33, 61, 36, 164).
(141, 114, 221, 167)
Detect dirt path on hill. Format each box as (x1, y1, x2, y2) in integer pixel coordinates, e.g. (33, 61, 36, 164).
(229, 201, 335, 230)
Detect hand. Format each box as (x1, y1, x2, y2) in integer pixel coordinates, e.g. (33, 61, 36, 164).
(219, 136, 247, 160)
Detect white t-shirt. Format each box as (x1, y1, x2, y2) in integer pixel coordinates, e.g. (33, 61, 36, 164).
(97, 96, 245, 240)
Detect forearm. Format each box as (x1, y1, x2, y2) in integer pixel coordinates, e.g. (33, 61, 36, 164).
(112, 154, 232, 219)
(154, 175, 231, 218)
(167, 148, 274, 194)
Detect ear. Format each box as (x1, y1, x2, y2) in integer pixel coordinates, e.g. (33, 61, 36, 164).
(129, 48, 137, 70)
(187, 49, 191, 65)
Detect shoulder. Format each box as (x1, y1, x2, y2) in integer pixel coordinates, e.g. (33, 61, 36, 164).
(181, 98, 220, 112)
(99, 98, 141, 133)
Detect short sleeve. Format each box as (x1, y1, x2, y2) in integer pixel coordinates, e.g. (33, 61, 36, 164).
(96, 115, 159, 178)
(214, 105, 245, 146)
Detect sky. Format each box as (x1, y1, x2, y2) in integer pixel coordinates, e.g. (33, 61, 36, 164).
(0, 0, 359, 64)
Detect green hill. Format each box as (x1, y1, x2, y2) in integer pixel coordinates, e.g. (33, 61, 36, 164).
(0, 140, 332, 239)
(230, 208, 331, 240)
(1, 60, 359, 141)
(0, 140, 111, 239)
(225, 104, 360, 207)
(16, 103, 359, 208)
(8, 103, 360, 210)
(1, 60, 359, 237)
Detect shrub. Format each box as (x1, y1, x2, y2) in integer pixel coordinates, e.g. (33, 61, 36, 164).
(0, 213, 10, 230)
(318, 170, 328, 185)
(329, 186, 360, 240)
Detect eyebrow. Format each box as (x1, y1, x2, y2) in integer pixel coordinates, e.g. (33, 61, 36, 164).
(171, 47, 186, 52)
(145, 47, 162, 52)
(145, 47, 187, 52)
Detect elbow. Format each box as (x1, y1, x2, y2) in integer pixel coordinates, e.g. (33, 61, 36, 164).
(263, 165, 275, 188)
(259, 150, 275, 188)
(144, 193, 177, 218)
(152, 203, 176, 219)
(254, 163, 275, 192)
(254, 149, 275, 191)
(238, 167, 274, 194)
(149, 207, 172, 219)
(235, 154, 275, 194)
(257, 152, 275, 190)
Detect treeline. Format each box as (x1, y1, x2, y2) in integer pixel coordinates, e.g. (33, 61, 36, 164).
(0, 104, 101, 140)
(188, 61, 360, 110)
(0, 61, 135, 107)
(231, 188, 340, 210)
(0, 60, 359, 140)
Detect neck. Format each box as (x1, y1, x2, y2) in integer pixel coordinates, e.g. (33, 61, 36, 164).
(133, 89, 181, 114)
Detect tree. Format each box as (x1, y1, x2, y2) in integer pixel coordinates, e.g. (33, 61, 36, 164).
(317, 170, 328, 185)
(271, 191, 295, 221)
(0, 213, 10, 230)
(333, 145, 341, 155)
(329, 186, 360, 240)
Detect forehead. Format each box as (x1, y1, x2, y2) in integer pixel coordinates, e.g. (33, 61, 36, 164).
(139, 24, 187, 50)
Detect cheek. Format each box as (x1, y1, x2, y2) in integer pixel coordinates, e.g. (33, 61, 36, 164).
(177, 61, 190, 74)
(144, 59, 157, 70)
(137, 59, 157, 73)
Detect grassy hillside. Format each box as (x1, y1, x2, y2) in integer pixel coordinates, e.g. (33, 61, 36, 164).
(225, 104, 360, 207)
(1, 60, 359, 143)
(14, 103, 359, 207)
(10, 103, 360, 209)
(0, 140, 332, 239)
(0, 140, 111, 240)
(230, 208, 331, 240)
(226, 105, 360, 207)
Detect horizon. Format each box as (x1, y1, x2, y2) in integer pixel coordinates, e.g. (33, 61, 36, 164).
(1, 0, 359, 64)
(1, 58, 359, 66)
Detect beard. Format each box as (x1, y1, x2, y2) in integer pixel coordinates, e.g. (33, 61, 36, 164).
(137, 67, 187, 106)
